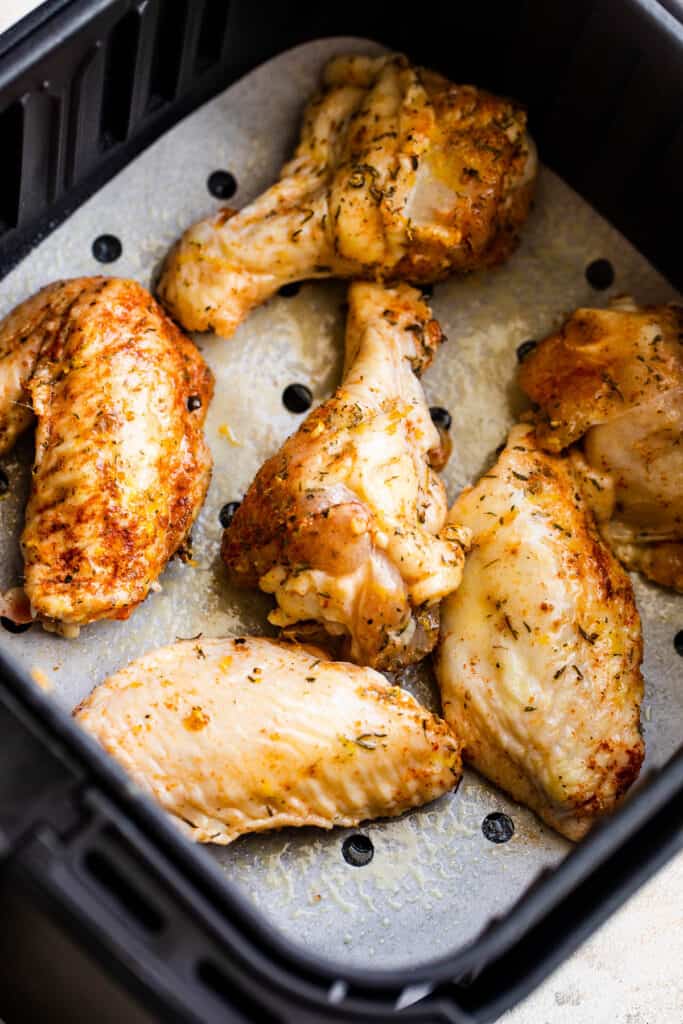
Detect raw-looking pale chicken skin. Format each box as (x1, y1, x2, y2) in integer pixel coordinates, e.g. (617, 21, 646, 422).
(75, 638, 461, 844)
(519, 303, 683, 590)
(435, 425, 644, 841)
(0, 277, 213, 634)
(158, 53, 536, 337)
(222, 283, 468, 670)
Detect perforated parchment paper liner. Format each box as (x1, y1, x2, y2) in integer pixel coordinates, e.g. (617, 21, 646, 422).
(0, 38, 679, 969)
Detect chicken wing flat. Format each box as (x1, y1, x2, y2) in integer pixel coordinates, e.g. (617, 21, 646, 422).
(158, 53, 536, 337)
(0, 277, 213, 634)
(519, 303, 683, 590)
(75, 637, 461, 844)
(435, 424, 644, 840)
(222, 282, 468, 670)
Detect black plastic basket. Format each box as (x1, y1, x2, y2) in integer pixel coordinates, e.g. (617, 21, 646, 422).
(0, 2, 681, 1021)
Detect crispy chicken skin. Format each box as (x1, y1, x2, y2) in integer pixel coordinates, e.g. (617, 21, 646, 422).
(222, 282, 468, 670)
(435, 424, 644, 841)
(0, 277, 213, 634)
(519, 303, 683, 590)
(158, 53, 536, 337)
(75, 637, 462, 844)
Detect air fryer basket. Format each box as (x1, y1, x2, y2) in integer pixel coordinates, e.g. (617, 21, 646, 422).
(0, 2, 681, 1022)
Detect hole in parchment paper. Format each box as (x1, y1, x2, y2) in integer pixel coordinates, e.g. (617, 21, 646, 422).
(674, 630, 683, 657)
(482, 812, 514, 844)
(1, 617, 32, 634)
(278, 282, 301, 298)
(0, 468, 9, 495)
(516, 339, 537, 362)
(429, 407, 452, 430)
(92, 234, 122, 263)
(282, 384, 313, 414)
(585, 258, 614, 290)
(219, 502, 240, 529)
(342, 834, 374, 867)
(207, 170, 237, 200)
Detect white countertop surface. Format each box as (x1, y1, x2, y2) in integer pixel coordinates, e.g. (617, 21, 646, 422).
(0, 4, 681, 1022)
(504, 850, 683, 1023)
(0, 0, 44, 35)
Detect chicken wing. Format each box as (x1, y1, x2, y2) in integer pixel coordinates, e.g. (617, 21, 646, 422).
(75, 637, 461, 844)
(0, 277, 213, 634)
(222, 282, 468, 670)
(158, 53, 536, 337)
(435, 424, 644, 840)
(519, 303, 683, 590)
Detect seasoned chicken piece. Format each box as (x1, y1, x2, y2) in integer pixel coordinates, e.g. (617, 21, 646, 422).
(158, 53, 536, 337)
(519, 303, 683, 590)
(435, 424, 644, 841)
(75, 637, 461, 844)
(222, 282, 468, 670)
(0, 278, 88, 455)
(0, 277, 213, 634)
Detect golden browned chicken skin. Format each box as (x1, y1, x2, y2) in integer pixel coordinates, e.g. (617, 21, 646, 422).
(158, 53, 536, 337)
(519, 303, 683, 591)
(75, 637, 462, 844)
(222, 282, 468, 670)
(0, 277, 213, 634)
(436, 424, 644, 840)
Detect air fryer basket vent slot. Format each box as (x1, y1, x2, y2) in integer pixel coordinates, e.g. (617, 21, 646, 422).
(84, 847, 165, 935)
(100, 9, 141, 147)
(148, 0, 189, 109)
(0, 101, 23, 232)
(197, 960, 283, 1023)
(195, 0, 231, 74)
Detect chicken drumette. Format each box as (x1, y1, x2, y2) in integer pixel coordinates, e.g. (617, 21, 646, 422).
(222, 282, 468, 671)
(75, 637, 461, 844)
(158, 53, 536, 337)
(435, 424, 644, 840)
(0, 277, 213, 635)
(519, 302, 683, 591)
